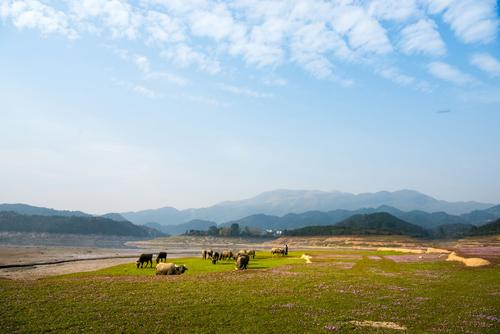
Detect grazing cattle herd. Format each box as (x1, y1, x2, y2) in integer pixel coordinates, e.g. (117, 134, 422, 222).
(271, 244, 288, 256)
(137, 244, 289, 275)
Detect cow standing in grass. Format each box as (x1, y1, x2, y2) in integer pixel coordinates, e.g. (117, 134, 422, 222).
(271, 248, 285, 256)
(236, 254, 250, 270)
(136, 254, 153, 268)
(221, 250, 233, 260)
(211, 251, 220, 264)
(156, 252, 167, 264)
(207, 249, 214, 259)
(247, 250, 256, 259)
(156, 263, 188, 275)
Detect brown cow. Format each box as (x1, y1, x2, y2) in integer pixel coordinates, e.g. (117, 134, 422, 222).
(236, 254, 250, 270)
(271, 248, 285, 256)
(247, 250, 256, 259)
(221, 250, 233, 260)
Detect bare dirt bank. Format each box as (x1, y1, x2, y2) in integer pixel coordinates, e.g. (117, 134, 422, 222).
(0, 245, 194, 280)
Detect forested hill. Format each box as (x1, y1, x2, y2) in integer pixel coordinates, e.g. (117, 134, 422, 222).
(0, 211, 163, 238)
(467, 218, 500, 236)
(285, 212, 429, 237)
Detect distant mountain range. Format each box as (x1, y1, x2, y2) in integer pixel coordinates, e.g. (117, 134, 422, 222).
(120, 189, 494, 226)
(284, 213, 499, 239)
(0, 189, 498, 238)
(0, 203, 91, 218)
(0, 211, 163, 238)
(286, 213, 429, 237)
(217, 204, 500, 232)
(0, 204, 130, 222)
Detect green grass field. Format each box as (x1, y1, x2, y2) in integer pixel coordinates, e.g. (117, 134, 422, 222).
(0, 250, 499, 333)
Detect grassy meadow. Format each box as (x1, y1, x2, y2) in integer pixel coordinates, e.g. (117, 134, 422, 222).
(0, 250, 499, 333)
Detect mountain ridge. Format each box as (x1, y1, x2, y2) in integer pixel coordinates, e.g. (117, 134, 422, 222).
(0, 211, 163, 238)
(120, 189, 495, 226)
(285, 212, 429, 237)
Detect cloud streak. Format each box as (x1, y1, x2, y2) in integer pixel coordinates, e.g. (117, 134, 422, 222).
(219, 83, 271, 98)
(1, 0, 499, 89)
(470, 53, 500, 77)
(427, 61, 477, 86)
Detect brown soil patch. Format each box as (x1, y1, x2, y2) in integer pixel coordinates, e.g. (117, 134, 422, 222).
(268, 265, 300, 276)
(314, 262, 356, 269)
(384, 253, 447, 263)
(0, 258, 134, 280)
(349, 320, 407, 330)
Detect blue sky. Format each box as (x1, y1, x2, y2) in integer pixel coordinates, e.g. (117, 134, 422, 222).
(1, 0, 500, 214)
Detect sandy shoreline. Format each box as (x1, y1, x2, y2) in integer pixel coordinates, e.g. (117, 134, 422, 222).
(0, 245, 196, 280)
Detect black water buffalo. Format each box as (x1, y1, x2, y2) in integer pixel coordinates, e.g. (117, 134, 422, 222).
(137, 253, 153, 268)
(156, 252, 167, 264)
(207, 249, 214, 259)
(236, 254, 249, 270)
(211, 251, 220, 264)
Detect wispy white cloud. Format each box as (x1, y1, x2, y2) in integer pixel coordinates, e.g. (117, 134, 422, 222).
(109, 47, 151, 73)
(160, 44, 221, 74)
(262, 76, 287, 87)
(427, 61, 476, 86)
(69, 0, 141, 39)
(112, 78, 161, 98)
(367, 0, 418, 21)
(132, 85, 158, 98)
(377, 67, 416, 86)
(425, 0, 499, 43)
(145, 71, 189, 86)
(290, 22, 350, 80)
(219, 83, 271, 98)
(399, 19, 446, 56)
(2, 0, 499, 89)
(186, 94, 224, 107)
(1, 0, 78, 39)
(133, 55, 150, 73)
(470, 53, 500, 77)
(376, 66, 432, 92)
(143, 9, 185, 44)
(331, 4, 393, 55)
(109, 46, 189, 86)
